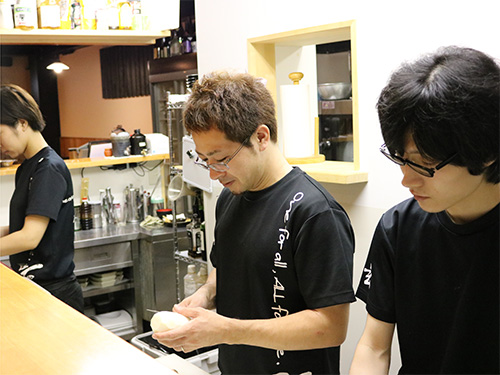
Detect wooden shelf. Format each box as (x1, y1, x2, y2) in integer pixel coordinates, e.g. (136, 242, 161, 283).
(0, 28, 169, 45)
(298, 161, 368, 184)
(0, 153, 169, 176)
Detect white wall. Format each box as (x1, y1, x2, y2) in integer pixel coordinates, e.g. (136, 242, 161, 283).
(194, 0, 500, 373)
(0, 162, 164, 226)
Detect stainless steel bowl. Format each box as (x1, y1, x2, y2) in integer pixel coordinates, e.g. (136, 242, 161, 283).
(318, 83, 352, 100)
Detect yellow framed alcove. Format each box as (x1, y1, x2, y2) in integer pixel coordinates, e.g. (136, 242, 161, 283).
(248, 20, 368, 184)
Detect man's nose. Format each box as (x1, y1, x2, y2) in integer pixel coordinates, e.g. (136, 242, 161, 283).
(209, 168, 225, 180)
(401, 165, 423, 188)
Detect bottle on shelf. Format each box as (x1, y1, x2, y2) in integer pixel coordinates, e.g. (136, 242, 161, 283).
(59, 0, 71, 29)
(70, 0, 81, 29)
(118, 0, 132, 30)
(187, 214, 202, 258)
(161, 36, 170, 58)
(130, 129, 147, 155)
(169, 29, 182, 57)
(38, 0, 61, 29)
(184, 264, 197, 299)
(130, 0, 141, 30)
(107, 0, 119, 30)
(80, 197, 93, 230)
(81, 0, 98, 30)
(14, 0, 37, 30)
(196, 266, 207, 290)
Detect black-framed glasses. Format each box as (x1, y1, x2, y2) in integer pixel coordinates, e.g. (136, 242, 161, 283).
(194, 137, 250, 172)
(380, 144, 457, 178)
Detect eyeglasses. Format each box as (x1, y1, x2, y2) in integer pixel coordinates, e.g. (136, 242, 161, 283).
(194, 137, 250, 172)
(380, 144, 456, 178)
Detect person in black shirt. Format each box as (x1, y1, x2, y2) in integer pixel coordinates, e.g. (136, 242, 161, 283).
(350, 46, 499, 374)
(0, 84, 83, 313)
(153, 71, 356, 374)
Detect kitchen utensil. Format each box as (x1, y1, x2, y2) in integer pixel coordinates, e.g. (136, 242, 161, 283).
(318, 82, 352, 100)
(110, 131, 130, 157)
(123, 184, 144, 223)
(102, 187, 116, 224)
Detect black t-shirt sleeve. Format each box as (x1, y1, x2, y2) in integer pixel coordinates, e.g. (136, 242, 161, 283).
(356, 216, 397, 323)
(295, 208, 356, 309)
(26, 161, 68, 221)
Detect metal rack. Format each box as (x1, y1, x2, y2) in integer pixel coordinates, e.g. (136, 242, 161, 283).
(165, 92, 208, 303)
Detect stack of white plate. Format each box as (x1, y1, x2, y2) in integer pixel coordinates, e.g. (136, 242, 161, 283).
(77, 276, 89, 288)
(93, 309, 134, 336)
(90, 270, 124, 288)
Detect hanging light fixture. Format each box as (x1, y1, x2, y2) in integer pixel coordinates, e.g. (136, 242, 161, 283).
(46, 59, 69, 74)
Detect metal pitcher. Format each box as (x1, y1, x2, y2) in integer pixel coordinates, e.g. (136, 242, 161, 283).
(124, 184, 144, 223)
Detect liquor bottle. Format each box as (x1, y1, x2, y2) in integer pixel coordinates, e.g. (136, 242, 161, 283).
(169, 29, 182, 56)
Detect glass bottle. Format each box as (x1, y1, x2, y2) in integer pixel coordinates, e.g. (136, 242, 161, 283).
(80, 197, 93, 230)
(169, 29, 182, 56)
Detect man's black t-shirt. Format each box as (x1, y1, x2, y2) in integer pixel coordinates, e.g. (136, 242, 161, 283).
(356, 198, 499, 374)
(9, 147, 76, 282)
(211, 167, 356, 374)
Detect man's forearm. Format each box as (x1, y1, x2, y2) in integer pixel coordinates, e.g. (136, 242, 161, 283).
(225, 303, 349, 350)
(350, 343, 391, 375)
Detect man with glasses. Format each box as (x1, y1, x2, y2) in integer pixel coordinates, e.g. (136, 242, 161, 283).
(351, 46, 499, 374)
(153, 71, 356, 374)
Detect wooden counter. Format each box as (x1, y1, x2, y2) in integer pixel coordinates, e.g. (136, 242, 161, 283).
(0, 153, 169, 176)
(0, 264, 174, 375)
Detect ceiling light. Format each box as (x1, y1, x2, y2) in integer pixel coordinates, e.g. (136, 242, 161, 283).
(46, 61, 70, 73)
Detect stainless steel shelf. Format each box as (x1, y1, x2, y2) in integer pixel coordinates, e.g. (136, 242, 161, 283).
(174, 250, 207, 267)
(81, 279, 134, 298)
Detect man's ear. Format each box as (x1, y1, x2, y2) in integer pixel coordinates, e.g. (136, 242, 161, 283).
(255, 124, 271, 151)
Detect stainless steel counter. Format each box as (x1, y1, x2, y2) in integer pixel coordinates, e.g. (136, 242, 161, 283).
(74, 223, 184, 248)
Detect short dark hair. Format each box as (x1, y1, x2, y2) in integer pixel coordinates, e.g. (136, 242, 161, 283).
(1, 84, 46, 132)
(377, 46, 499, 183)
(183, 71, 278, 143)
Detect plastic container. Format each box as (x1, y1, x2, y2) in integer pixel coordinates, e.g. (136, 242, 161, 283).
(130, 129, 147, 155)
(196, 266, 207, 290)
(184, 264, 197, 298)
(131, 331, 220, 374)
